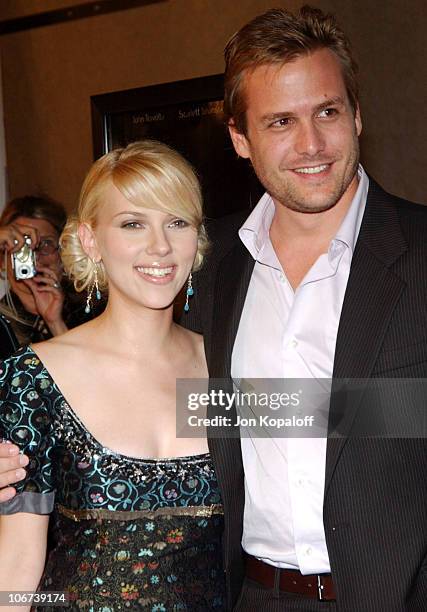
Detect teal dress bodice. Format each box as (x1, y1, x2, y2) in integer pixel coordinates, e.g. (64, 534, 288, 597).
(0, 347, 225, 611)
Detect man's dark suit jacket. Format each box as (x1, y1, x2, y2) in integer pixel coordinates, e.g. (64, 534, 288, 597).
(0, 314, 19, 360)
(187, 180, 427, 611)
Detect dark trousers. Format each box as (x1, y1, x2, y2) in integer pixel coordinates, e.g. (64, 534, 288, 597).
(234, 577, 337, 612)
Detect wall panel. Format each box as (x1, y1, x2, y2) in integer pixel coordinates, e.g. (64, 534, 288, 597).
(0, 0, 425, 210)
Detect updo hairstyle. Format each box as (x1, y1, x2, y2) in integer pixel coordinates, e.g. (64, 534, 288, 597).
(60, 140, 208, 293)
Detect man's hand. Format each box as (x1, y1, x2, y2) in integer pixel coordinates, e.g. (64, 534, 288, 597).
(0, 443, 28, 503)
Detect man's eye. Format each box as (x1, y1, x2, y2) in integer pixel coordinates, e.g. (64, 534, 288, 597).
(318, 108, 338, 118)
(168, 219, 189, 228)
(271, 117, 292, 128)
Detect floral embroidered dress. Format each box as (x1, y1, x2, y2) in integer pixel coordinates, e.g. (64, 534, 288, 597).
(0, 347, 225, 611)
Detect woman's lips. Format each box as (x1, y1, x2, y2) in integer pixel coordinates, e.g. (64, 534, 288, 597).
(134, 265, 176, 284)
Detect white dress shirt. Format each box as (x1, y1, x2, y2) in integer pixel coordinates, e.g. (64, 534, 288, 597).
(231, 166, 369, 573)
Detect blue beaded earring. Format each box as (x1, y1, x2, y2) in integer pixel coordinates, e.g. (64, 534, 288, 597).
(184, 273, 194, 312)
(85, 261, 102, 314)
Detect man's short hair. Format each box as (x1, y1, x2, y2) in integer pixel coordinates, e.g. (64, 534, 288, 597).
(224, 5, 359, 135)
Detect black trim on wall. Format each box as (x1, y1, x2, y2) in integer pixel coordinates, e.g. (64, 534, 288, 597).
(0, 0, 166, 35)
(91, 74, 226, 159)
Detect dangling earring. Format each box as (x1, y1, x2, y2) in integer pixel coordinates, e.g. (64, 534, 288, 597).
(184, 273, 194, 312)
(85, 262, 102, 314)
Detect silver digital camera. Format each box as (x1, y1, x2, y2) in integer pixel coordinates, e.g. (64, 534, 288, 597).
(11, 235, 37, 280)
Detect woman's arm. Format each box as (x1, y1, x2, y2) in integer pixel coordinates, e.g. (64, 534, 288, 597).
(0, 513, 49, 612)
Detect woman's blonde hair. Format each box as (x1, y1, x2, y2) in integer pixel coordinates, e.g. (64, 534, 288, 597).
(61, 140, 208, 292)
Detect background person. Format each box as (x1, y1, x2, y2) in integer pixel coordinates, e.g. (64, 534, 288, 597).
(0, 196, 68, 357)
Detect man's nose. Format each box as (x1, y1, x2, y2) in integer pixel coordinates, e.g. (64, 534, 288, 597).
(294, 120, 326, 157)
(145, 227, 172, 257)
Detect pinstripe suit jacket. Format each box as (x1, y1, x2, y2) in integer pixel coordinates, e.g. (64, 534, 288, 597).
(188, 180, 427, 611)
(0, 314, 19, 360)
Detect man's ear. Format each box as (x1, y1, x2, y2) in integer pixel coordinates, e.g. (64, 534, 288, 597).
(78, 223, 101, 262)
(355, 104, 362, 137)
(228, 121, 251, 159)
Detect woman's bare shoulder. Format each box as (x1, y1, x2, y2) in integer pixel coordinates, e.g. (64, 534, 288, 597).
(31, 321, 94, 361)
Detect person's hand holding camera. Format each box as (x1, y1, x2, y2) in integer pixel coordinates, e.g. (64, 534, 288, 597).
(0, 222, 39, 252)
(23, 263, 67, 336)
(1, 219, 68, 337)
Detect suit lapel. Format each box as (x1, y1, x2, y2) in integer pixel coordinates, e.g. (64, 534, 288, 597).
(207, 241, 255, 378)
(207, 241, 254, 519)
(325, 180, 407, 493)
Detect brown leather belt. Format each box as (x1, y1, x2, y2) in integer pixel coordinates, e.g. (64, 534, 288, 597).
(245, 554, 336, 601)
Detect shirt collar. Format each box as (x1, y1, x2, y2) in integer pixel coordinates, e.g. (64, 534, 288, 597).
(239, 165, 369, 262)
(332, 165, 369, 254)
(239, 192, 275, 258)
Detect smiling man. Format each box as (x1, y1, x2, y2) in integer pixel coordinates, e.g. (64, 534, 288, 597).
(229, 49, 361, 218)
(195, 6, 427, 611)
(1, 6, 427, 612)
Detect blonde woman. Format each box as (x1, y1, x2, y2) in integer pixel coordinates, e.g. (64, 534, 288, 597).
(0, 141, 225, 610)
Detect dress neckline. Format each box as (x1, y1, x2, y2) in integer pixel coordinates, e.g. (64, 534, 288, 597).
(22, 345, 211, 466)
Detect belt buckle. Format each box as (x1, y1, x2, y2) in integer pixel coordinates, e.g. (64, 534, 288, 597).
(317, 575, 324, 601)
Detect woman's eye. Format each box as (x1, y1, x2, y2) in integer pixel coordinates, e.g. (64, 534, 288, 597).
(121, 221, 142, 229)
(168, 219, 188, 228)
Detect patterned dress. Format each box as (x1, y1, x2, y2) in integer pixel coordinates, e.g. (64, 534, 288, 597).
(0, 347, 225, 611)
